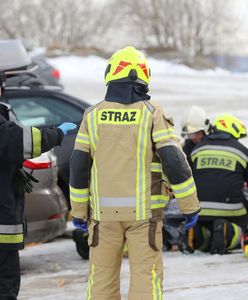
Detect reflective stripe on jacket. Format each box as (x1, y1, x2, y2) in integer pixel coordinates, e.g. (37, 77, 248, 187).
(70, 100, 200, 221)
(190, 132, 248, 218)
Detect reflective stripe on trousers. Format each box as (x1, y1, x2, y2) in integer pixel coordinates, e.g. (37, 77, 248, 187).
(0, 224, 24, 244)
(86, 264, 95, 300)
(152, 264, 162, 300)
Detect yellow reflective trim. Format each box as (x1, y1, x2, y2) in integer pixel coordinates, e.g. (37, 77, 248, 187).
(31, 127, 41, 157)
(70, 186, 89, 203)
(75, 138, 89, 144)
(151, 202, 167, 209)
(91, 160, 100, 220)
(86, 264, 94, 300)
(153, 128, 175, 136)
(69, 187, 89, 194)
(152, 128, 177, 143)
(94, 160, 100, 220)
(0, 234, 23, 244)
(98, 109, 141, 125)
(151, 162, 162, 173)
(151, 204, 165, 209)
(174, 185, 196, 198)
(70, 196, 89, 203)
(88, 110, 98, 151)
(228, 223, 242, 250)
(151, 195, 169, 201)
(152, 264, 162, 300)
(88, 111, 95, 150)
(171, 177, 196, 198)
(136, 108, 143, 220)
(90, 165, 96, 218)
(199, 208, 247, 217)
(171, 177, 194, 191)
(153, 134, 178, 143)
(136, 107, 150, 220)
(76, 133, 90, 145)
(151, 194, 169, 209)
(78, 133, 89, 138)
(191, 150, 246, 168)
(142, 107, 150, 218)
(244, 245, 248, 257)
(93, 109, 98, 142)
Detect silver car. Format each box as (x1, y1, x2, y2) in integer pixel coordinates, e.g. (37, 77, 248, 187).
(23, 151, 68, 243)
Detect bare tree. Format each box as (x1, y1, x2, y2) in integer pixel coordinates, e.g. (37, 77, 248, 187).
(0, 0, 243, 56)
(0, 0, 119, 51)
(124, 0, 240, 57)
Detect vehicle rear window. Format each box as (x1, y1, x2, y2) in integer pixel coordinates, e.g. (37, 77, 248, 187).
(8, 96, 83, 127)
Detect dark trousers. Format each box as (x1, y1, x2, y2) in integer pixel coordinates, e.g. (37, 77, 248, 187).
(0, 250, 20, 300)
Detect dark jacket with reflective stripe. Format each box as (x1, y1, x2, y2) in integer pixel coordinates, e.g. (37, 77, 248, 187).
(0, 115, 64, 250)
(190, 132, 248, 221)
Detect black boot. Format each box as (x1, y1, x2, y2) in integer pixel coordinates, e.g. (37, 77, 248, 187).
(210, 219, 228, 255)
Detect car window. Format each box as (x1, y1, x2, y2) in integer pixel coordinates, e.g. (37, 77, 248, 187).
(8, 96, 83, 127)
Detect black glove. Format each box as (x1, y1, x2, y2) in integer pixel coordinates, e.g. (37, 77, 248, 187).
(14, 168, 39, 195)
(22, 169, 39, 193)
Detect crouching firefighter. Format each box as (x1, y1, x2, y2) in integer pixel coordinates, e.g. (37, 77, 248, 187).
(183, 114, 248, 255)
(0, 101, 76, 299)
(70, 46, 200, 300)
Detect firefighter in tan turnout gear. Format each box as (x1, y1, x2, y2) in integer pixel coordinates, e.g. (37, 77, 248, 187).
(70, 46, 200, 300)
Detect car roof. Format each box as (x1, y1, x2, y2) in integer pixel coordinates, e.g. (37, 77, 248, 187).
(4, 86, 90, 109)
(0, 40, 31, 71)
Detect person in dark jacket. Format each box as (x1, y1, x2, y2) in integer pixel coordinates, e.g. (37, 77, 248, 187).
(189, 113, 248, 255)
(0, 101, 76, 299)
(181, 105, 211, 166)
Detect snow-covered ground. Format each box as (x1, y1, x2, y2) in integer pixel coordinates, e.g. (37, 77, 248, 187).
(19, 226, 248, 300)
(19, 55, 248, 299)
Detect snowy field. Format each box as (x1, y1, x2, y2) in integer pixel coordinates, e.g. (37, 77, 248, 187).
(19, 55, 248, 299)
(19, 226, 248, 300)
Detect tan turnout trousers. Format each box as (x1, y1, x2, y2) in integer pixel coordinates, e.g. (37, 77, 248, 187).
(86, 211, 163, 300)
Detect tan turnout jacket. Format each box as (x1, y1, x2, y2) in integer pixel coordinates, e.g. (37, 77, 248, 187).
(70, 100, 200, 221)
